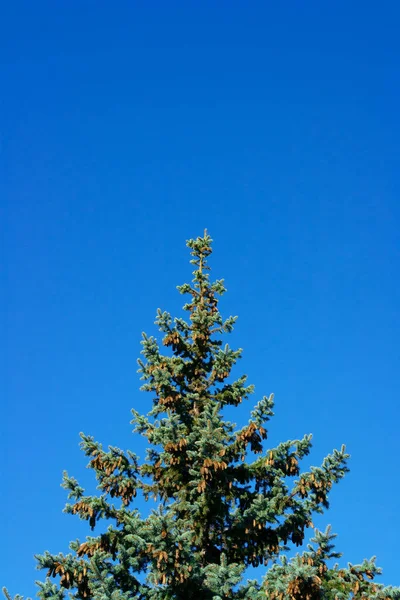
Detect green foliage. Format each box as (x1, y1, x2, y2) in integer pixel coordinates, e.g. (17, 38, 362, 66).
(263, 528, 399, 600)
(4, 232, 399, 600)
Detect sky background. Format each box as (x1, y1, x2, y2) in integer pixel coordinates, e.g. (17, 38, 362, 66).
(2, 1, 400, 595)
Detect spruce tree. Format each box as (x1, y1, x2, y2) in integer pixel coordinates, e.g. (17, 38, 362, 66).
(4, 232, 399, 600)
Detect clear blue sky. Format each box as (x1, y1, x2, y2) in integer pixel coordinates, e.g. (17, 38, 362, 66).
(2, 1, 399, 595)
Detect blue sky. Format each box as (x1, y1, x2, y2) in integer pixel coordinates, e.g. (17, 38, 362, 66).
(2, 1, 400, 595)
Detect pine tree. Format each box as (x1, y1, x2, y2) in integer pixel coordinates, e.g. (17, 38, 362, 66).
(4, 232, 399, 600)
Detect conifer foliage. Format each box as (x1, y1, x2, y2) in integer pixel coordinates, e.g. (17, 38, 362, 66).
(4, 232, 399, 600)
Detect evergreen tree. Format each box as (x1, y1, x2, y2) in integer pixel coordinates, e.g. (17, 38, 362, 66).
(4, 232, 399, 600)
